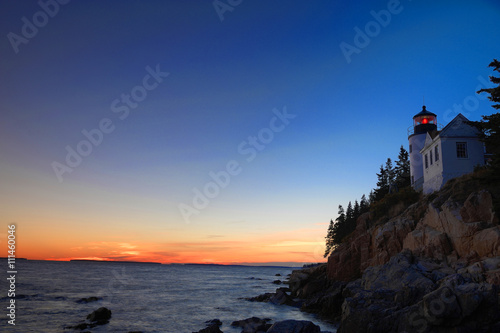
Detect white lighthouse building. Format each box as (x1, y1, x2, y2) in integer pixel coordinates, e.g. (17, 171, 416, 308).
(408, 106, 485, 193)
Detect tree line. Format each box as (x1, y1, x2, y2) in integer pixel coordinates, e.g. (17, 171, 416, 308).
(324, 145, 410, 257)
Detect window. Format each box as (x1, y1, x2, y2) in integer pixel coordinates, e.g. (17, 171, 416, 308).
(409, 144, 412, 153)
(435, 145, 439, 161)
(456, 142, 468, 158)
(425, 154, 428, 169)
(430, 150, 433, 165)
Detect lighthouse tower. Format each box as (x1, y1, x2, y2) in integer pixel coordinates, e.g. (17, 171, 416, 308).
(408, 105, 437, 190)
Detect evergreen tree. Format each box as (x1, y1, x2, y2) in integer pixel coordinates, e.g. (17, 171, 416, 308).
(368, 190, 376, 204)
(353, 200, 360, 220)
(346, 201, 354, 223)
(478, 59, 500, 109)
(385, 158, 395, 189)
(474, 59, 500, 172)
(395, 145, 411, 188)
(324, 219, 335, 258)
(360, 194, 369, 213)
(332, 205, 346, 244)
(374, 165, 389, 201)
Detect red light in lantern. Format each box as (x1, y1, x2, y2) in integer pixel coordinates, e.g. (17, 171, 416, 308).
(422, 118, 428, 124)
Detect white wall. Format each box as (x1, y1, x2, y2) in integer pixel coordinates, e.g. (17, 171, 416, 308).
(422, 140, 443, 194)
(422, 137, 484, 193)
(440, 137, 484, 185)
(409, 133, 426, 187)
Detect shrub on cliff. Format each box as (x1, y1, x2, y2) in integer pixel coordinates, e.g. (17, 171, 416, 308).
(370, 186, 420, 223)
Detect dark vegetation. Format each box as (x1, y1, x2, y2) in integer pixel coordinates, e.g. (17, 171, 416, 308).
(324, 145, 415, 257)
(324, 59, 500, 258)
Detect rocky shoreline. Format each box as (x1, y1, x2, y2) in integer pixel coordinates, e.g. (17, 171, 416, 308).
(250, 189, 500, 332)
(65, 188, 500, 333)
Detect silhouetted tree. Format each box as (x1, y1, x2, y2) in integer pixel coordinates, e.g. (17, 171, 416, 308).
(478, 59, 500, 109)
(395, 146, 411, 188)
(353, 200, 360, 219)
(374, 165, 389, 201)
(386, 158, 395, 189)
(324, 219, 335, 258)
(473, 59, 500, 173)
(346, 201, 354, 223)
(369, 190, 376, 204)
(360, 194, 369, 213)
(332, 205, 346, 245)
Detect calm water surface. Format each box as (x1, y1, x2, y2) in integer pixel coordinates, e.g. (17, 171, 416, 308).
(0, 260, 337, 332)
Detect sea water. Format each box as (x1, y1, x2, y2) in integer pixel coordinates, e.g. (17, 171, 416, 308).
(0, 260, 338, 332)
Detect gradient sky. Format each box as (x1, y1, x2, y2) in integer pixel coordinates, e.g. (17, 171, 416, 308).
(1, 0, 499, 265)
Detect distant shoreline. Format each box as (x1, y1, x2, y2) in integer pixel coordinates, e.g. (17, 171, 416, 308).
(70, 259, 162, 264)
(0, 257, 315, 267)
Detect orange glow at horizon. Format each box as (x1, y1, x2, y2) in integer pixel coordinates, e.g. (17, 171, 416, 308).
(15, 231, 327, 265)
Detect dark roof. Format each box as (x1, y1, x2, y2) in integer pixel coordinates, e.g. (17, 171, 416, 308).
(413, 105, 437, 118)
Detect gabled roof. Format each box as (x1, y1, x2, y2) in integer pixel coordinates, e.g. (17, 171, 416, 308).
(421, 132, 438, 153)
(439, 113, 480, 138)
(420, 113, 481, 153)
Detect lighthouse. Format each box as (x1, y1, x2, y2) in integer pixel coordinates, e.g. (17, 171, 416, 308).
(408, 105, 437, 190)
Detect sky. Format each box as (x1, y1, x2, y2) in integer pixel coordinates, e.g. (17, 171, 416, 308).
(1, 0, 499, 265)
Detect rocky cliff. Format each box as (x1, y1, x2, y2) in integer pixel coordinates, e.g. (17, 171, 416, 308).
(287, 180, 500, 332)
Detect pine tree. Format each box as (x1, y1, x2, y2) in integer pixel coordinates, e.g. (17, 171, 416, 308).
(353, 200, 360, 220)
(368, 190, 376, 204)
(385, 158, 395, 189)
(374, 165, 389, 201)
(478, 59, 500, 109)
(395, 146, 411, 188)
(360, 194, 369, 213)
(346, 201, 354, 224)
(332, 205, 346, 244)
(474, 59, 500, 172)
(324, 219, 335, 257)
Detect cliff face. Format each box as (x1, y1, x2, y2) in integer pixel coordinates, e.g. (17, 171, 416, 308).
(327, 190, 500, 285)
(286, 188, 500, 332)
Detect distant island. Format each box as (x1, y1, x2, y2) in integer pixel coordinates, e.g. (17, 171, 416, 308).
(70, 259, 161, 265)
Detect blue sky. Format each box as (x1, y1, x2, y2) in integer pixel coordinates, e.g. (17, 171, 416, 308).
(1, 0, 499, 264)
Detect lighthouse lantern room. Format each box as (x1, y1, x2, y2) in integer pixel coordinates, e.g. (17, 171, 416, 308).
(412, 106, 437, 134)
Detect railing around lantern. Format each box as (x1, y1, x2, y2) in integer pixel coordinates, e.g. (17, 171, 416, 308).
(407, 123, 444, 136)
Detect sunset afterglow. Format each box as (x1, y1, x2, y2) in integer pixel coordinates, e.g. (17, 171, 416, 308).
(1, 1, 500, 266)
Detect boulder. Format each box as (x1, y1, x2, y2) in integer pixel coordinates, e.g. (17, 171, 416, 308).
(231, 317, 271, 333)
(266, 320, 321, 333)
(196, 324, 223, 333)
(87, 307, 111, 325)
(194, 319, 223, 333)
(204, 319, 222, 326)
(360, 251, 435, 298)
(247, 288, 296, 306)
(269, 288, 296, 306)
(403, 225, 452, 260)
(460, 190, 498, 225)
(472, 226, 500, 257)
(64, 306, 112, 330)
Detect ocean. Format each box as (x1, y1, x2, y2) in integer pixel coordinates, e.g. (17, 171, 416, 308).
(0, 260, 338, 332)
